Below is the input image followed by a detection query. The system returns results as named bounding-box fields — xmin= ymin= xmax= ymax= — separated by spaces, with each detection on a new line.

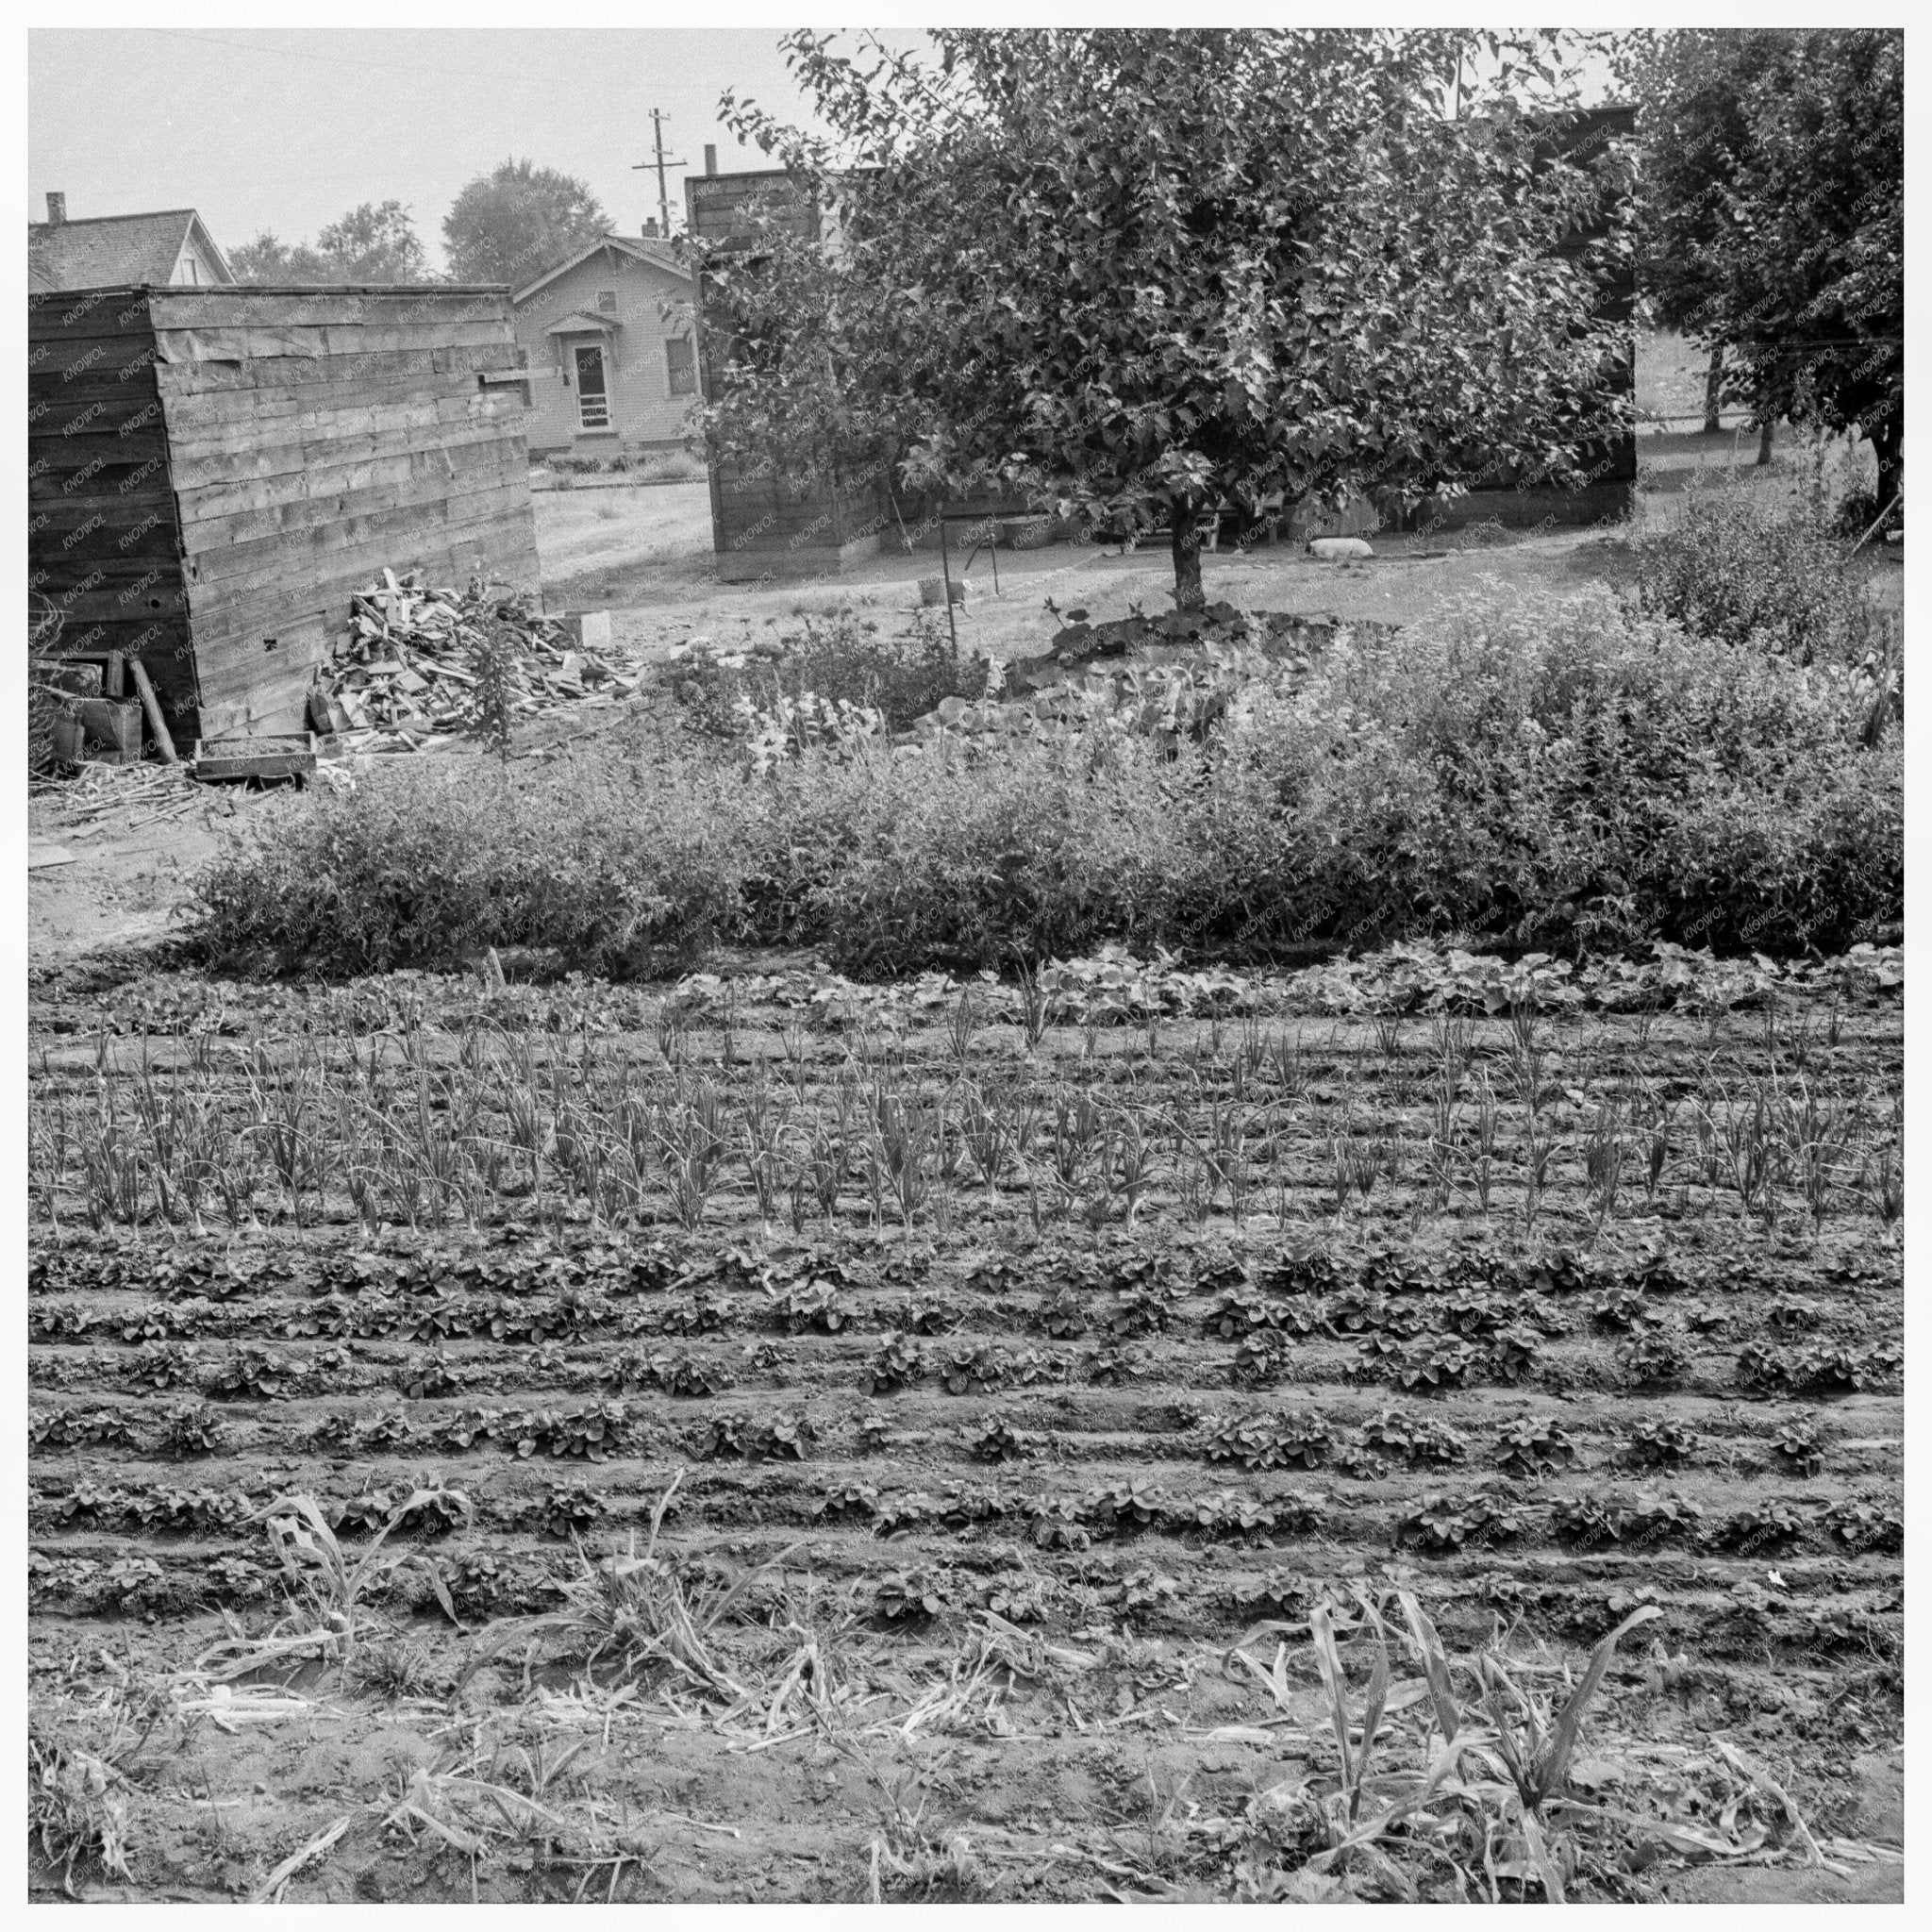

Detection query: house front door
xmin=574 ymin=344 xmax=609 ymax=432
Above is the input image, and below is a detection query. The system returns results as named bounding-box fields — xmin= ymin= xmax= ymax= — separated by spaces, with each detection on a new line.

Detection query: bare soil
xmin=26 ymin=958 xmax=1904 ymax=1902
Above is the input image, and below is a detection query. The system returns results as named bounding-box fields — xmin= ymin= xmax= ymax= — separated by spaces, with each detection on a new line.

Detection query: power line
xmin=147 ymin=28 xmax=537 ymax=88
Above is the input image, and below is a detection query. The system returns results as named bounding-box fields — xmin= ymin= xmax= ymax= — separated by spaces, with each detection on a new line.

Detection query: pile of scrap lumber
xmin=321 ymin=571 xmax=636 ymax=751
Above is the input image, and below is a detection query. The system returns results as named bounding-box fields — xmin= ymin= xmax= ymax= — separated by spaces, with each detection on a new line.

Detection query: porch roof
xmin=544 ymin=310 xmax=622 ymax=336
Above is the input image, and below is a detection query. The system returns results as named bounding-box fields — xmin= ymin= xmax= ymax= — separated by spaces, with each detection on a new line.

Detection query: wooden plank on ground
xmin=192 ymin=747 xmax=317 ymax=783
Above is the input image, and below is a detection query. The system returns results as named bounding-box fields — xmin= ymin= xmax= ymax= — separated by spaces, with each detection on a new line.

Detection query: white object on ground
xmin=1310 ymin=537 xmax=1374 ymax=560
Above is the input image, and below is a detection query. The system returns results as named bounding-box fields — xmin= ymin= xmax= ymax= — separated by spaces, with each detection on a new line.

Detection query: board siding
xmin=26 ymin=300 xmax=197 ymax=747
xmin=29 ymin=285 xmax=540 ymax=745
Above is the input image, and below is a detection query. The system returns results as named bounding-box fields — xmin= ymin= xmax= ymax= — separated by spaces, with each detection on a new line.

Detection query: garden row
xmin=25 ymin=956 xmax=1902 ymax=1794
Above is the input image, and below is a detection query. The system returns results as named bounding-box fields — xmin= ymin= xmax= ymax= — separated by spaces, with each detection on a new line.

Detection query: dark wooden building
xmin=29 ymin=283 xmax=539 ymax=748
xmin=684 ymin=168 xmax=894 ymax=582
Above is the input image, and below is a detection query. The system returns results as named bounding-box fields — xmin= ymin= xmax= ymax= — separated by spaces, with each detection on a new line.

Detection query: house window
xmin=596 ymin=290 xmax=619 ymax=314
xmin=177 ymin=255 xmax=200 ymax=285
xmin=666 ymin=335 xmax=697 ymax=397
xmin=574 ymin=343 xmax=611 ymax=431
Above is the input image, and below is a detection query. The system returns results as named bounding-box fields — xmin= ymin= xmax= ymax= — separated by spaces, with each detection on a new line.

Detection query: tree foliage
xmin=443 ymin=158 xmax=611 ymax=290
xmin=316 ymin=202 xmax=428 ymax=282
xmin=227 ymin=231 xmax=332 ymax=283
xmin=1623 ymin=29 xmax=1903 ymax=505
xmin=696 ymin=28 xmax=1636 ymax=607
xmin=229 ymin=201 xmax=428 ymax=285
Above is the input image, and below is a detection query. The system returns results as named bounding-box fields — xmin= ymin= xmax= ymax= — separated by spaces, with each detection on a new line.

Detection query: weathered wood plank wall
xmin=27 ymin=283 xmax=541 ymax=747
xmin=27 ymin=291 xmax=196 ymax=726
xmin=152 ymin=286 xmax=539 ymax=739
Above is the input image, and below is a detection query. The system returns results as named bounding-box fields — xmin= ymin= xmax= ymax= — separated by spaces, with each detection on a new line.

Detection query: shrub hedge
xmin=1631 ymin=480 xmax=1885 ymax=664
xmin=192 ymin=584 xmax=1901 ymax=977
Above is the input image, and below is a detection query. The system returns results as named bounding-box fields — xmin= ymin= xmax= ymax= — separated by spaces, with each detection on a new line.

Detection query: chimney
xmin=704 ymin=144 xmax=717 ymax=177
xmin=46 ymin=191 xmax=67 ymax=225
xmin=642 ymin=218 xmax=659 ymax=238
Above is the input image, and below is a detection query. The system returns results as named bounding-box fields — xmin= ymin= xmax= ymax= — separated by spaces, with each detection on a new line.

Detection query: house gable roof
xmin=512 ymin=232 xmax=689 ymax=306
xmin=25 ymin=208 xmax=234 ymax=291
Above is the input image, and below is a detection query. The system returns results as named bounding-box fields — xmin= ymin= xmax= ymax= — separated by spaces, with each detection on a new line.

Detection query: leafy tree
xmin=443 ymin=158 xmax=610 ymax=290
xmin=699 ymin=28 xmax=1636 ymax=609
xmin=315 ymin=201 xmax=430 ymax=283
xmin=1624 ymin=29 xmax=1903 ymax=507
xmin=227 ymin=231 xmax=331 ymax=283
xmin=229 ymin=203 xmax=429 ymax=284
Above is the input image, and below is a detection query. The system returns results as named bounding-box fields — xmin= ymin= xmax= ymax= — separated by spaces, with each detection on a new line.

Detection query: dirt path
xmin=27 ymin=779 xmax=277 ymax=975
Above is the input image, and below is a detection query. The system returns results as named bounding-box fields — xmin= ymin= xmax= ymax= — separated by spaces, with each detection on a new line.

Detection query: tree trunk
xmin=1870 ymin=417 xmax=1904 ymax=525
xmin=1702 ymin=343 xmax=1724 ymax=435
xmin=1171 ymin=502 xmax=1206 ymax=612
xmin=1756 ymin=412 xmax=1774 ymax=466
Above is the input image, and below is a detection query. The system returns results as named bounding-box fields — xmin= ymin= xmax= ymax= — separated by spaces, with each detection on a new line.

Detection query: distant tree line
xmin=226 ymin=158 xmax=613 ymax=291
xmin=1617 ymin=27 xmax=1902 ymax=509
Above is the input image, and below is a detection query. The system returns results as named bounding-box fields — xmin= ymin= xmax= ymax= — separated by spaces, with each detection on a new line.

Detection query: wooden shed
xmin=684 ymin=169 xmax=897 ymax=583
xmin=29 ymin=283 xmax=540 ymax=749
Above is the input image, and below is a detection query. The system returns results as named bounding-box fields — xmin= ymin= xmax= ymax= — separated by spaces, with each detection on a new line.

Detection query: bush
xmin=192 ymin=584 xmax=1900 ymax=976
xmin=777 ymin=609 xmax=991 ymax=727
xmin=1212 ymin=581 xmax=1900 ymax=954
xmin=669 ymin=610 xmax=991 ymax=739
xmin=629 ymin=449 xmax=708 ymax=484
xmin=1831 ymin=488 xmax=1899 ymax=542
xmin=1631 ymin=481 xmax=1880 ymax=663
xmin=193 ymin=752 xmax=751 ymax=978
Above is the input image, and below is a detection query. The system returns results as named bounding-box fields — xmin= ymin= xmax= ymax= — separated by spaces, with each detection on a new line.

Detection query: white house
xmin=511 ymin=232 xmax=697 ymax=458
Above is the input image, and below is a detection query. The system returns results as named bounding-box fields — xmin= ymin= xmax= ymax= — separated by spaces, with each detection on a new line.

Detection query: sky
xmin=27 ymin=25 xmax=1624 ymax=274
xmin=26 ymin=28 xmax=848 ymax=270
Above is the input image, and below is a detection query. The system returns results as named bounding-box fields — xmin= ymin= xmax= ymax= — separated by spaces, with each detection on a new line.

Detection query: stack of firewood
xmin=321 ymin=570 xmax=637 ymax=749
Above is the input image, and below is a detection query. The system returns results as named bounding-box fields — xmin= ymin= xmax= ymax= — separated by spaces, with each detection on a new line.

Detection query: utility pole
xmin=633 ymin=109 xmax=687 ymax=239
